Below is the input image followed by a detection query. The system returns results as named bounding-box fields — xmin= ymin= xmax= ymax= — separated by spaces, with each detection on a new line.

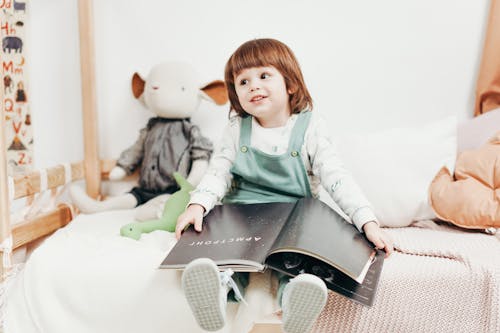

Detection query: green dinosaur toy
xmin=120 ymin=172 xmax=194 ymax=240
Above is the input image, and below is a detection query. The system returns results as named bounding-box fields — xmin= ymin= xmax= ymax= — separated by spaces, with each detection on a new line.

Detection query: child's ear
xmin=132 ymin=72 xmax=146 ymax=99
xmin=287 ymin=84 xmax=297 ymax=95
xmin=200 ymin=80 xmax=229 ymax=105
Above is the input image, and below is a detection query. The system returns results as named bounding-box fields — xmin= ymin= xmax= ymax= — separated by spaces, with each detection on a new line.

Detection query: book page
xmin=266 ymin=249 xmax=385 ymax=307
xmin=266 ymin=198 xmax=375 ymax=281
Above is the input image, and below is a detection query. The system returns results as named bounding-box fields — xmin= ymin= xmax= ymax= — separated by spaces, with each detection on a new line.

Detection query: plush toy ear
xmin=132 ymin=72 xmax=146 ymax=99
xmin=200 ymin=80 xmax=228 ymax=105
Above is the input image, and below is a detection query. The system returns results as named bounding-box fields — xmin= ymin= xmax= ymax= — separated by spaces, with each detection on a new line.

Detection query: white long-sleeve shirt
xmin=190 ymin=112 xmax=378 ymax=232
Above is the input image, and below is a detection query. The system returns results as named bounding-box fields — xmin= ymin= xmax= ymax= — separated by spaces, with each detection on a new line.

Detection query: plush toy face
xmin=144 ymin=63 xmax=202 ymax=118
xmin=132 ymin=62 xmax=227 ymax=119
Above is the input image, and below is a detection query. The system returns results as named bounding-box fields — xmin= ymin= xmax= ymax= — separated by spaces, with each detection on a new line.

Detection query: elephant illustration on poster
xmin=3 ymin=36 xmax=23 ymax=53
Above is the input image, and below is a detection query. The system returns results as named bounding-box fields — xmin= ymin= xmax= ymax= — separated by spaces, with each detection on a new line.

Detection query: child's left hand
xmin=362 ymin=221 xmax=394 ymax=257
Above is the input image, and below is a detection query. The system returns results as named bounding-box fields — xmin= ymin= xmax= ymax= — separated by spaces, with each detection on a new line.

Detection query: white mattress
xmin=6 ymin=210 xmax=500 ymax=333
xmin=5 ymin=210 xmax=276 ymax=333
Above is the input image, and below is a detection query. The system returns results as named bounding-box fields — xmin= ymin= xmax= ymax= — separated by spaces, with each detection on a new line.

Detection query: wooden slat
xmin=248 ymin=323 xmax=281 ymax=333
xmin=100 ymin=159 xmax=117 ymax=179
xmin=12 ymin=162 xmax=84 ymax=199
xmin=99 ymin=159 xmax=138 ymax=181
xmin=12 ymin=205 xmax=73 ymax=249
xmin=9 ymin=159 xmax=134 ymax=201
xmin=78 ymin=0 xmax=101 ymax=199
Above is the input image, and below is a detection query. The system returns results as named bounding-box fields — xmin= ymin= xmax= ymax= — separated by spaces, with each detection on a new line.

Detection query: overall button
xmin=291 ymin=151 xmax=299 ymax=157
xmin=241 ymin=146 xmax=248 ymax=153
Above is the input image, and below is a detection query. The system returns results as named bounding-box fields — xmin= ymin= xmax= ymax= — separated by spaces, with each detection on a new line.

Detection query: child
xmin=176 ymin=38 xmax=393 ymax=333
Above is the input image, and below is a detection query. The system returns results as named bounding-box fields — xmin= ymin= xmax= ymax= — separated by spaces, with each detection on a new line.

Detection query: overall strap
xmin=288 ymin=111 xmax=312 ymax=152
xmin=239 ymin=116 xmax=252 ymax=147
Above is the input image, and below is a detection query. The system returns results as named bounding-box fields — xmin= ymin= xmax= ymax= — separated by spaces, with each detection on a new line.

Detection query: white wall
xmin=29 ymin=0 xmax=82 ymax=168
xmin=28 ymin=0 xmax=490 ymax=169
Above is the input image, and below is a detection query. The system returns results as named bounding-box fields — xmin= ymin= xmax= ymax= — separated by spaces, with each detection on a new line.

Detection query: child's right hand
xmin=175 ymin=204 xmax=205 ymax=240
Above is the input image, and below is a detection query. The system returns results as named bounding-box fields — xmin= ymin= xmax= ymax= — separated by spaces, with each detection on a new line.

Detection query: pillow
xmin=335 ymin=116 xmax=457 ymax=227
xmin=457 ymin=107 xmax=500 ymax=152
xmin=429 ymin=132 xmax=500 ymax=229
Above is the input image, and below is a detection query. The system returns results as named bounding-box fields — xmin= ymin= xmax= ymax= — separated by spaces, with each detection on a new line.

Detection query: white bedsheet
xmin=5 ymin=210 xmax=276 ymax=333
xmin=7 ymin=210 xmax=500 ymax=333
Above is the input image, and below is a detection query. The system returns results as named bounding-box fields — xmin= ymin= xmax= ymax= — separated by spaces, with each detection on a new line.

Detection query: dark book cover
xmin=160 ymin=201 xmax=296 ymax=271
xmin=160 ymin=198 xmax=384 ymax=306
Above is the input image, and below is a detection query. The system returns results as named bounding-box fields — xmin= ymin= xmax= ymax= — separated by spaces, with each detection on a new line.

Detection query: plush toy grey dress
xmin=117 ymin=117 xmax=213 ymax=205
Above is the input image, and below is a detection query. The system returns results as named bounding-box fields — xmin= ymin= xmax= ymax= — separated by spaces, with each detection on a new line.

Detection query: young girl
xmin=176 ymin=38 xmax=393 ymax=333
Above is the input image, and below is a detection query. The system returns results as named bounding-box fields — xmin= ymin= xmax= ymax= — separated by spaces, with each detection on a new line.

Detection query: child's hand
xmin=362 ymin=221 xmax=394 ymax=257
xmin=175 ymin=204 xmax=205 ymax=240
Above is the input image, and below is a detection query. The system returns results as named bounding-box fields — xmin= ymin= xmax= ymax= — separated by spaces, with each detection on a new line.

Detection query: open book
xmin=160 ymin=198 xmax=384 ymax=306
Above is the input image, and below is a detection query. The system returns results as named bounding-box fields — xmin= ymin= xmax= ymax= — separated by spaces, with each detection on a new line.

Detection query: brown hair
xmin=224 ymin=38 xmax=313 ymax=117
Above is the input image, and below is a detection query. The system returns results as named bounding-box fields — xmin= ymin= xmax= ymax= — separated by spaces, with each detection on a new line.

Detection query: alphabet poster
xmin=1 ymin=0 xmax=32 ymax=175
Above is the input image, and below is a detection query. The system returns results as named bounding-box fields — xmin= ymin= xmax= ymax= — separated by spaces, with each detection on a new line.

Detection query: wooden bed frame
xmin=0 ymin=0 xmax=103 ymax=280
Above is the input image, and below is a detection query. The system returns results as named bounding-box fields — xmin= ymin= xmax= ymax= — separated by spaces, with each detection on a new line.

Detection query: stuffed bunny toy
xmin=70 ymin=62 xmax=227 ymax=220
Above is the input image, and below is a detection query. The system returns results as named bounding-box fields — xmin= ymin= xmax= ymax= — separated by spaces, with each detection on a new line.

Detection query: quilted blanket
xmin=311 ymin=223 xmax=500 ymax=333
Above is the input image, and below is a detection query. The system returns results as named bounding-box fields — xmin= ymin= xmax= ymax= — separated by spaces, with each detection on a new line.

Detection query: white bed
xmin=5 ymin=209 xmax=241 ymax=333
xmin=5 ymin=207 xmax=500 ymax=333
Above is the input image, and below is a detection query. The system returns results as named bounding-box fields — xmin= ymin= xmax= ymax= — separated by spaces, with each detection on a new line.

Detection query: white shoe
xmin=281 ymin=274 xmax=328 ymax=333
xmin=182 ymin=258 xmax=227 ymax=331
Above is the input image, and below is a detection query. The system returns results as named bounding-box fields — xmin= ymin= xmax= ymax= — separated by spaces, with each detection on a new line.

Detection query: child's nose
xmin=250 ymin=83 xmax=260 ymax=92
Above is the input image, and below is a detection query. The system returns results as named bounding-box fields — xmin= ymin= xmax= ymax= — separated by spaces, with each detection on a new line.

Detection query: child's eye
xmin=239 ymin=79 xmax=248 ymax=85
xmin=261 ymin=73 xmax=270 ymax=79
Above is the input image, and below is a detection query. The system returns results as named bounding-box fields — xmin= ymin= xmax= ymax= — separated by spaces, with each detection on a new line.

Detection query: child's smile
xmin=250 ymin=94 xmax=267 ymax=103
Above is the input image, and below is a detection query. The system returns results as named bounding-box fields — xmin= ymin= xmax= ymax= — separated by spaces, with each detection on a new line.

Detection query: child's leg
xmin=181 ymin=258 xmax=247 ymax=331
xmin=226 ymin=272 xmax=249 ymax=303
xmin=280 ymin=273 xmax=327 ymax=333
xmin=274 ymin=271 xmax=291 ymax=307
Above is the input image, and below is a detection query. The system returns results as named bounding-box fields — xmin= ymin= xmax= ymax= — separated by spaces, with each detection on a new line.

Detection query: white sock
xmin=70 ymin=185 xmax=137 ymax=213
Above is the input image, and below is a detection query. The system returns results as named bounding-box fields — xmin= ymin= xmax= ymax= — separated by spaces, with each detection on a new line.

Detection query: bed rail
xmin=11 ymin=163 xmax=84 ymax=200
xmin=8 ymin=160 xmax=117 ymax=252
xmin=0 ymin=156 xmax=114 ymax=281
xmin=12 ymin=206 xmax=74 ymax=250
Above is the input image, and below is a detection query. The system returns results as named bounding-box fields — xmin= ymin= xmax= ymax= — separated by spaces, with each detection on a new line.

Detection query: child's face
xmin=234 ymin=66 xmax=291 ymax=127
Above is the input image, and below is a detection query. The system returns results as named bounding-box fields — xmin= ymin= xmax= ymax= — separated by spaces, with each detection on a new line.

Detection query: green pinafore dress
xmin=223 ymin=111 xmax=313 ymax=303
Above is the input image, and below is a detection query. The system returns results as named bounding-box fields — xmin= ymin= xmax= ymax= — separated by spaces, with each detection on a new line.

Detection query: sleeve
xmin=189 ymin=117 xmax=240 ymax=213
xmin=306 ymin=114 xmax=378 ymax=232
xmin=188 ymin=123 xmax=214 ymax=161
xmin=116 ymin=126 xmax=148 ymax=175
